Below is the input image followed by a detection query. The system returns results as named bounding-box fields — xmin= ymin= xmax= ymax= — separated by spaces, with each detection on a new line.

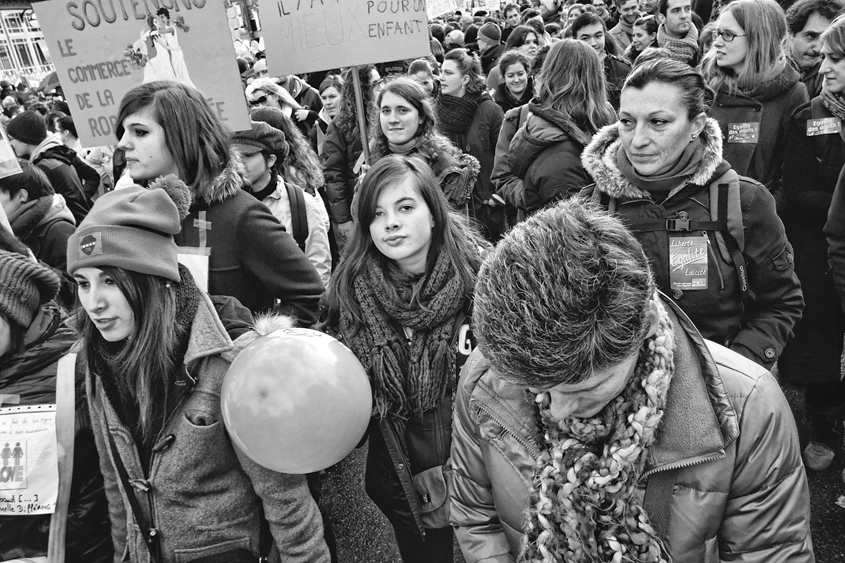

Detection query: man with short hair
xmin=639 ymin=0 xmax=659 ymax=15
xmin=478 ymin=23 xmax=505 ymax=74
xmin=592 ymin=0 xmax=618 ymax=26
xmin=656 ymin=0 xmax=699 ymax=65
xmin=609 ymin=0 xmax=641 ymax=49
xmin=501 ymin=3 xmax=522 ymax=42
xmin=787 ymin=0 xmax=845 ymax=98
xmin=573 ymin=13 xmax=632 ymax=109
xmin=539 ymin=0 xmax=563 ymax=25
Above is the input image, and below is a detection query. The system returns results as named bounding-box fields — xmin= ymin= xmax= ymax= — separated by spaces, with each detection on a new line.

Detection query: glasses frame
xmin=249 ymin=94 xmax=269 ymax=107
xmin=714 ymin=29 xmax=746 ymax=42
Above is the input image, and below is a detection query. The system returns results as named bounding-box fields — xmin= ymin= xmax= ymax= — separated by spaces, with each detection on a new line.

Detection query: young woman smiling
xmin=486 ymin=25 xmax=540 ymax=90
xmin=493 ymin=50 xmax=533 ymax=113
xmin=624 ymin=14 xmax=659 ymax=63
xmin=324 ymin=155 xmax=487 ymax=563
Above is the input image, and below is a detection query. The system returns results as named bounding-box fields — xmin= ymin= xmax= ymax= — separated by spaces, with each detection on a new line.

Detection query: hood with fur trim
xmin=192 ymin=149 xmax=249 ymax=207
xmin=581 ymin=117 xmax=724 ymax=200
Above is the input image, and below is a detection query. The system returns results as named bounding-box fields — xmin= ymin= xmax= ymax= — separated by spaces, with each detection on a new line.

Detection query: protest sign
xmin=427 ymin=0 xmax=461 ymax=18
xmin=33 ymin=0 xmax=251 ymax=148
xmin=0 ymin=404 xmax=58 ymax=516
xmin=258 ymin=0 xmax=431 ymax=76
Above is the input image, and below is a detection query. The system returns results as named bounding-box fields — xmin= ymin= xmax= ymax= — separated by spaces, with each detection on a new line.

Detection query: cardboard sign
xmin=33 ymin=0 xmax=250 ymax=149
xmin=0 ymin=405 xmax=58 ymax=516
xmin=727 ymin=122 xmax=759 ymax=144
xmin=427 ymin=0 xmax=462 ymax=18
xmin=258 ymin=0 xmax=431 ymax=76
xmin=807 ymin=117 xmax=842 ymax=137
xmin=669 ymin=236 xmax=708 ymax=290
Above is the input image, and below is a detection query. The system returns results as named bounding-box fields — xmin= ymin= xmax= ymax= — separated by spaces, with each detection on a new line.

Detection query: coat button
xmin=764 ymin=347 xmax=776 ymax=359
xmin=672 ymin=289 xmax=683 ymax=299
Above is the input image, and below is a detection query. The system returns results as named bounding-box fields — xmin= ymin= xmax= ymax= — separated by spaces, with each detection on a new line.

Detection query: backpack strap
xmin=713 ymin=181 xmax=749 ymax=298
xmin=285 ymin=181 xmax=308 ymax=253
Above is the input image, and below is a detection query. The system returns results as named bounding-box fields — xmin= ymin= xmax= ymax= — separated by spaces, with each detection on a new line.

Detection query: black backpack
xmin=285 ymin=181 xmax=308 ymax=252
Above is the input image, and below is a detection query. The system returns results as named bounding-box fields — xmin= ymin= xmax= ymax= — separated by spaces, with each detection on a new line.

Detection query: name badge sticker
xmin=669 ymin=236 xmax=708 ymax=291
xmin=727 ymin=122 xmax=760 ymax=143
xmin=807 ymin=117 xmax=842 ymax=136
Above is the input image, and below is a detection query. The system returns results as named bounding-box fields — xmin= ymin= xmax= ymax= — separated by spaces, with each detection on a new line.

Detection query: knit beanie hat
xmin=0 ymin=250 xmax=60 ymax=329
xmin=230 ymin=121 xmax=289 ymax=161
xmin=446 ymin=30 xmax=465 ymax=46
xmin=6 ymin=110 xmax=47 ymax=145
xmin=479 ymin=23 xmax=501 ymax=45
xmin=66 ymin=176 xmax=192 ymax=282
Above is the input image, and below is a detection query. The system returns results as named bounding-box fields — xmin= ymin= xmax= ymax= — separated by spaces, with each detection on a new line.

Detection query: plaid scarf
xmin=657 ymin=23 xmax=699 ymax=65
xmin=521 ymin=298 xmax=674 ymax=563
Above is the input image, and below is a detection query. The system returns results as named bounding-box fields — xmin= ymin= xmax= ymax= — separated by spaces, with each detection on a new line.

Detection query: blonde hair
xmin=701 ymin=0 xmax=788 ymax=93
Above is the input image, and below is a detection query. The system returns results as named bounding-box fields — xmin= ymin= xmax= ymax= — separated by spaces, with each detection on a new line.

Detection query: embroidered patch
xmin=79 ymin=232 xmax=103 ymax=258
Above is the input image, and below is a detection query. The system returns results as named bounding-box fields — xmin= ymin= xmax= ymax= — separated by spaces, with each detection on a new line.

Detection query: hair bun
xmin=149 ymin=174 xmax=192 ymax=221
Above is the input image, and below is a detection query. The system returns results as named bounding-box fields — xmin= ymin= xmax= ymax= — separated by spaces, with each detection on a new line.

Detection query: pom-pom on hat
xmin=0 ymin=250 xmax=59 ymax=329
xmin=66 ymin=175 xmax=192 ymax=282
xmin=479 ymin=23 xmax=501 ymax=45
xmin=6 ymin=110 xmax=47 ymax=145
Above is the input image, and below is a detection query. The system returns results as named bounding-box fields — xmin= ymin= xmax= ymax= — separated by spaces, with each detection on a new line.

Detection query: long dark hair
xmin=333 ymin=65 xmax=377 ymax=141
xmin=251 ymin=106 xmax=325 ymax=191
xmin=325 ymin=155 xmax=487 ymax=332
xmin=77 ymin=266 xmax=182 ymax=446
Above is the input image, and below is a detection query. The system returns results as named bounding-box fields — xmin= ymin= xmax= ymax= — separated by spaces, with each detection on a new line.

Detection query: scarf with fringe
xmin=344 ymin=252 xmax=464 ymax=419
xmin=521 ymin=298 xmax=674 ymax=563
xmin=657 ymin=23 xmax=699 ymax=65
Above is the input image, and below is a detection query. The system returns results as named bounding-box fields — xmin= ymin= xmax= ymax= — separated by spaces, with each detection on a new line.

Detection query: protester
xmin=67 ymin=180 xmax=330 ymax=563
xmin=582 ymin=58 xmax=803 ymax=369
xmin=231 ymin=121 xmax=332 ymax=286
xmin=493 ymin=50 xmax=533 ymax=113
xmin=486 ymin=25 xmax=540 ymax=89
xmin=115 ymin=81 xmax=323 ymax=323
xmin=278 ymin=74 xmax=324 ymax=139
xmin=450 ymin=197 xmax=813 ymax=562
xmin=538 ymin=0 xmax=564 ymax=26
xmin=438 ymin=48 xmax=505 ymax=241
xmin=311 ymin=74 xmax=344 ymax=155
xmin=566 ymin=2 xmax=586 ymax=26
xmin=572 ymin=12 xmax=633 ymax=108
xmin=501 ymin=3 xmax=522 ymax=41
xmin=609 ymin=0 xmax=641 ymax=50
xmin=322 ymin=65 xmax=378 ymax=246
xmin=593 ymin=0 xmax=617 ymax=26
xmin=56 ymin=115 xmax=81 ymax=152
xmin=786 ymin=0 xmax=845 ymax=99
xmin=624 ymin=13 xmax=660 ymax=62
xmin=656 ymin=0 xmax=700 ymax=65
xmin=245 ymin=77 xmax=310 ymax=129
xmin=508 ymin=40 xmax=616 ymax=217
xmin=408 ymin=58 xmax=440 ymax=97
xmin=702 ymin=0 xmax=809 ymax=200
xmin=0 ymin=250 xmax=113 ymax=562
xmin=478 ymin=23 xmax=505 ymax=74
xmin=324 ymin=155 xmax=485 ymax=563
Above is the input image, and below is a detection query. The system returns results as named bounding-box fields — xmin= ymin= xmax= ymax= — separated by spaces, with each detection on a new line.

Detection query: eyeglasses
xmin=249 ymin=95 xmax=268 ymax=107
xmin=714 ymin=29 xmax=746 ymax=42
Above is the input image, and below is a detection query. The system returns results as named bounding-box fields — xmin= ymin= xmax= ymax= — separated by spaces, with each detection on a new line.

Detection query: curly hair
xmin=333 ymin=65 xmax=377 ymax=141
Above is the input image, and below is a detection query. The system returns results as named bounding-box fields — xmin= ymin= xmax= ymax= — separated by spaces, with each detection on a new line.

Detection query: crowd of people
xmin=0 ymin=0 xmax=843 ymax=560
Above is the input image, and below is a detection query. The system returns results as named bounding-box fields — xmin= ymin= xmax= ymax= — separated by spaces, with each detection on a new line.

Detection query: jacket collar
xmin=581 ymin=117 xmax=724 ymax=200
xmin=192 ymin=149 xmax=249 ymax=207
xmin=184 ymin=292 xmax=235 ymax=369
xmin=465 ymin=295 xmax=740 ymax=470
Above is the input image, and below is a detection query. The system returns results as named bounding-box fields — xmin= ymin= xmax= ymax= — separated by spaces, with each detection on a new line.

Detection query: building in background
xmin=0 ymin=1 xmax=52 ymax=85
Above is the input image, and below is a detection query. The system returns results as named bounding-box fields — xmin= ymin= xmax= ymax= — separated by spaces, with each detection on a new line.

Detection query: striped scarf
xmin=521 ymin=298 xmax=674 ymax=563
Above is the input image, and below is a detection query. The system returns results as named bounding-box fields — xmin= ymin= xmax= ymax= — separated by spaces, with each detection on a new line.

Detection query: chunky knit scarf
xmin=343 ymin=252 xmax=465 ymax=419
xmin=821 ymin=88 xmax=845 ymax=121
xmin=521 ymin=298 xmax=675 ymax=563
xmin=437 ymin=93 xmax=480 ymax=146
xmin=657 ymin=23 xmax=699 ymax=65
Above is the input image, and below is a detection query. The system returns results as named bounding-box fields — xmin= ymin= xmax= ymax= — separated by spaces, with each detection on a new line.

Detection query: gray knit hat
xmin=0 ymin=250 xmax=60 ymax=329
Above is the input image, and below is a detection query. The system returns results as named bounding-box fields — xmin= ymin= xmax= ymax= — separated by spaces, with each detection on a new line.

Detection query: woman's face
xmin=568 ymin=6 xmax=584 ymax=22
xmin=249 ymin=89 xmax=283 ymax=111
xmin=380 ymin=91 xmax=423 ymax=145
xmin=440 ymin=60 xmax=468 ymax=97
xmin=117 ymin=105 xmax=179 ymax=183
xmin=618 ymin=82 xmax=706 ymax=176
xmin=412 ymin=71 xmax=435 ymax=95
xmin=504 ymin=62 xmax=528 ymax=97
xmin=74 ymin=267 xmax=136 ymax=342
xmin=713 ymin=10 xmax=748 ymax=74
xmin=517 ymin=32 xmax=540 ymax=60
xmin=820 ymin=44 xmax=845 ymax=94
xmin=369 ymin=177 xmax=434 ymax=275
xmin=320 ymin=86 xmax=341 ymax=119
xmin=631 ymin=25 xmax=655 ymax=51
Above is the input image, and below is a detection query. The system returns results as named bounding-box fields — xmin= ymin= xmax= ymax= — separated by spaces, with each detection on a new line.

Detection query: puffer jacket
xmin=85 ymin=293 xmax=330 ymax=563
xmin=450 ymin=297 xmax=813 ymax=563
xmin=581 ymin=118 xmax=804 ymax=368
xmin=508 ymin=103 xmax=594 ymax=215
xmin=173 ymin=151 xmax=323 ymax=324
xmin=321 ymin=121 xmax=363 ymax=225
xmin=709 ymin=64 xmax=808 ymax=196
xmin=0 ymin=304 xmax=113 ymax=563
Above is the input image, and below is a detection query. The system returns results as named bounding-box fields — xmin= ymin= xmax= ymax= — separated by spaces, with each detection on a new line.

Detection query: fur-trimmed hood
xmin=581 ymin=117 xmax=724 ymax=200
xmin=192 ymin=149 xmax=249 ymax=206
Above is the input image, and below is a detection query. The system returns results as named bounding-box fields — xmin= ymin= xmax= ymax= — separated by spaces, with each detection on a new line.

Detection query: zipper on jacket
xmin=703 ymin=232 xmax=725 ymax=291
xmin=643 ymin=450 xmax=725 ymax=478
xmin=475 ymin=402 xmax=540 ymax=460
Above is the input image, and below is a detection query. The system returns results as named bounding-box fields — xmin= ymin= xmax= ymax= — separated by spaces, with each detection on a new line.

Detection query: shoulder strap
xmin=708 ymin=174 xmax=749 ymax=299
xmin=47 ymin=353 xmax=77 ymax=563
xmin=285 ymin=181 xmax=308 ymax=253
xmin=643 ymin=468 xmax=678 ymax=541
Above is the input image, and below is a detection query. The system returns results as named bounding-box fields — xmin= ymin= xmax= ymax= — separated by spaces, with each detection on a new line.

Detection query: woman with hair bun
xmin=625 ymin=14 xmax=659 ymax=63
xmin=437 ymin=48 xmax=505 ymax=241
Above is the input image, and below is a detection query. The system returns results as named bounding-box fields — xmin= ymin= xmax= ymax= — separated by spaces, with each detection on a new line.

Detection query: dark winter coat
xmin=491 ymin=105 xmax=530 ymax=220
xmin=288 ymin=75 xmax=324 ymax=140
xmin=582 ymin=118 xmax=804 ymax=368
xmin=493 ymin=80 xmax=532 ymax=115
xmin=480 ymin=44 xmax=505 ymax=76
xmin=0 ymin=304 xmax=113 ymax=563
xmin=173 ymin=152 xmax=323 ymax=324
xmin=800 ymin=61 xmax=823 ymax=100
xmin=508 ymin=102 xmax=594 ymax=214
xmin=321 ymin=121 xmax=363 ymax=224
xmin=450 ymin=297 xmax=813 ymax=563
xmin=32 ymin=143 xmax=92 ymax=224
xmin=604 ymin=54 xmax=632 ymax=110
xmin=709 ymin=64 xmax=808 ymax=195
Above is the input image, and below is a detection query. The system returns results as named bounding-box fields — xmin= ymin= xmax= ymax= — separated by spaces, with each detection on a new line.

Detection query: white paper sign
xmin=0 ymin=405 xmax=58 ymax=516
